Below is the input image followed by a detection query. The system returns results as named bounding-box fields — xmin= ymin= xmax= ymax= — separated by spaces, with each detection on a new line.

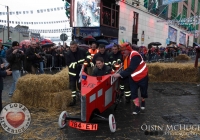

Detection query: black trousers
xmin=120 ymin=77 xmax=131 ymax=97
xmin=129 ymin=75 xmax=148 ymax=100
xmin=69 ymin=75 xmax=81 ymax=98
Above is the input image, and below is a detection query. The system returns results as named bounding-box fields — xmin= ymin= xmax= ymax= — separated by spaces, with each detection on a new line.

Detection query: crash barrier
xmin=43 ymin=54 xmax=54 ymax=71
xmin=146 ymin=51 xmax=196 ymax=63
xmin=53 ymin=55 xmax=66 ymax=71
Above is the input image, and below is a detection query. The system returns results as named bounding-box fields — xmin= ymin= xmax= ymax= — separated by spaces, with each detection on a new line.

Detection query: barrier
xmin=44 ymin=54 xmax=54 ymax=71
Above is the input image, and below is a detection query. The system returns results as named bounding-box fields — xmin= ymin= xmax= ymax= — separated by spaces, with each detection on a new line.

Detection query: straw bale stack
xmin=174 ymin=54 xmax=191 ymax=62
xmin=16 ymin=67 xmax=69 ymax=93
xmin=147 ymin=63 xmax=200 ymax=82
xmin=12 ymin=89 xmax=72 ymax=111
xmin=12 ymin=67 xmax=72 ymax=111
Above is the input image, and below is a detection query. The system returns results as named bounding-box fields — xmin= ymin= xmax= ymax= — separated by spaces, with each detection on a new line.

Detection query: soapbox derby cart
xmin=58 ymin=65 xmax=123 ymax=132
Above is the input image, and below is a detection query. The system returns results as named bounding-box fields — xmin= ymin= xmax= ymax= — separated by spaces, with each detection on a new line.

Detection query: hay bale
xmin=12 ymin=90 xmax=72 ymax=111
xmin=174 ymin=54 xmax=191 ymax=62
xmin=16 ymin=67 xmax=69 ymax=93
xmin=147 ymin=63 xmax=200 ymax=82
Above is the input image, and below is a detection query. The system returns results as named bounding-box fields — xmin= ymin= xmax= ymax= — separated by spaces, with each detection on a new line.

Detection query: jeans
xmin=9 ymin=70 xmax=21 ymax=95
xmin=39 ymin=61 xmax=44 ymax=74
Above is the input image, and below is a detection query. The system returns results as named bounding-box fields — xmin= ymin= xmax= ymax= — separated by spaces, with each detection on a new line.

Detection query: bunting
xmin=3 ymin=27 xmax=72 ymax=33
xmin=0 ymin=19 xmax=69 ymax=25
xmin=0 ymin=7 xmax=65 ymax=16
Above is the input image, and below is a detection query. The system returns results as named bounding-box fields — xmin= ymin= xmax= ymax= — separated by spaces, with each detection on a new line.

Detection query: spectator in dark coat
xmin=0 ymin=58 xmax=12 ymax=112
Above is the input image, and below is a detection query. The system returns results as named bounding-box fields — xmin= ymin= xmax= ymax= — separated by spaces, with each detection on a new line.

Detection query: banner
xmin=168 ymin=26 xmax=177 ymax=43
xmin=74 ymin=27 xmax=100 ymax=37
xmin=0 ymin=7 xmax=65 ymax=16
xmin=162 ymin=0 xmax=186 ymax=5
xmin=0 ymin=20 xmax=69 ymax=25
xmin=74 ymin=0 xmax=100 ymax=27
xmin=179 ymin=31 xmax=186 ymax=45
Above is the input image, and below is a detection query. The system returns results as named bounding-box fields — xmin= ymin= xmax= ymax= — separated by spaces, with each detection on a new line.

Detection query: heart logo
xmin=6 ymin=112 xmax=25 ymax=128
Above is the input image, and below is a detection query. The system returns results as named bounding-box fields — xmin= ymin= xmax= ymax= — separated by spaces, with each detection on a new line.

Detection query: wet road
xmin=0 ymin=71 xmax=200 ymax=140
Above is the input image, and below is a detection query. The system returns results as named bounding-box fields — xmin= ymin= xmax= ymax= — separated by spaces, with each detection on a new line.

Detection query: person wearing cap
xmin=6 ymin=41 xmax=24 ymax=97
xmin=65 ymin=41 xmax=92 ymax=106
xmin=113 ymin=43 xmax=148 ymax=115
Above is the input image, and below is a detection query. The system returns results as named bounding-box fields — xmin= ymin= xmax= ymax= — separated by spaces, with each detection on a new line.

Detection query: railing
xmin=145 ymin=51 xmax=197 ymax=63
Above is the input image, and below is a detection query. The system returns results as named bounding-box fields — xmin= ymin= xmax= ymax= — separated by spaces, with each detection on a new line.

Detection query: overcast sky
xmin=0 ymin=0 xmax=71 ymax=39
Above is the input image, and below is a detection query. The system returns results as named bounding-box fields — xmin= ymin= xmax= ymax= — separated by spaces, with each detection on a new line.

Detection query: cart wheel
xmin=109 ymin=114 xmax=116 ymax=132
xmin=58 ymin=111 xmax=68 ymax=129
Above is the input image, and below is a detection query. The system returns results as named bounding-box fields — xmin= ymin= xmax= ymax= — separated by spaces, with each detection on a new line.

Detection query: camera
xmin=17 ymin=50 xmax=23 ymax=54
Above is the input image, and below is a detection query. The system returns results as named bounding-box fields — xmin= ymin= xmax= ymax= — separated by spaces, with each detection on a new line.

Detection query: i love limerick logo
xmin=0 ymin=103 xmax=31 ymax=134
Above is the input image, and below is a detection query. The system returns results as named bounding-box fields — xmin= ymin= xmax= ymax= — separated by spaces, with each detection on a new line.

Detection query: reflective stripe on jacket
xmin=128 ymin=51 xmax=148 ymax=81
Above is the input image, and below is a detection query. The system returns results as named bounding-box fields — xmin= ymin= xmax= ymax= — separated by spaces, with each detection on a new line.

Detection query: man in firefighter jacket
xmin=108 ymin=44 xmax=128 ymax=99
xmin=113 ymin=43 xmax=148 ymax=115
xmin=88 ymin=43 xmax=99 ymax=59
xmin=108 ymin=44 xmax=123 ymax=70
xmin=65 ymin=41 xmax=92 ymax=106
xmin=92 ymin=44 xmax=110 ymax=66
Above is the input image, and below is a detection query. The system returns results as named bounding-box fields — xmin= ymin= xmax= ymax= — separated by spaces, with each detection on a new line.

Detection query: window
xmin=196 ymin=25 xmax=199 ymax=30
xmin=102 ymin=2 xmax=119 ymax=28
xmin=184 ymin=0 xmax=188 ymax=5
xmin=133 ymin=12 xmax=139 ymax=34
xmin=182 ymin=5 xmax=187 ymax=18
xmin=171 ymin=3 xmax=178 ymax=19
xmin=191 ymin=0 xmax=195 ymax=12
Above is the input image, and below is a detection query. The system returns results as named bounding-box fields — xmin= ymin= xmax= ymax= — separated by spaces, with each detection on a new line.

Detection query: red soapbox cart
xmin=58 ymin=65 xmax=123 ymax=132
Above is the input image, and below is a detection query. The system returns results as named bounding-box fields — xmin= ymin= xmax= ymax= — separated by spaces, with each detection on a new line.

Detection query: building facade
xmin=168 ymin=0 xmax=200 ymax=43
xmin=0 ymin=25 xmax=40 ymax=43
xmin=118 ymin=0 xmax=195 ymax=46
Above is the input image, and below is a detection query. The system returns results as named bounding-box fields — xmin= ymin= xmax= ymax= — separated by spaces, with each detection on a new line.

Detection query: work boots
xmin=69 ymin=97 xmax=76 ymax=106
